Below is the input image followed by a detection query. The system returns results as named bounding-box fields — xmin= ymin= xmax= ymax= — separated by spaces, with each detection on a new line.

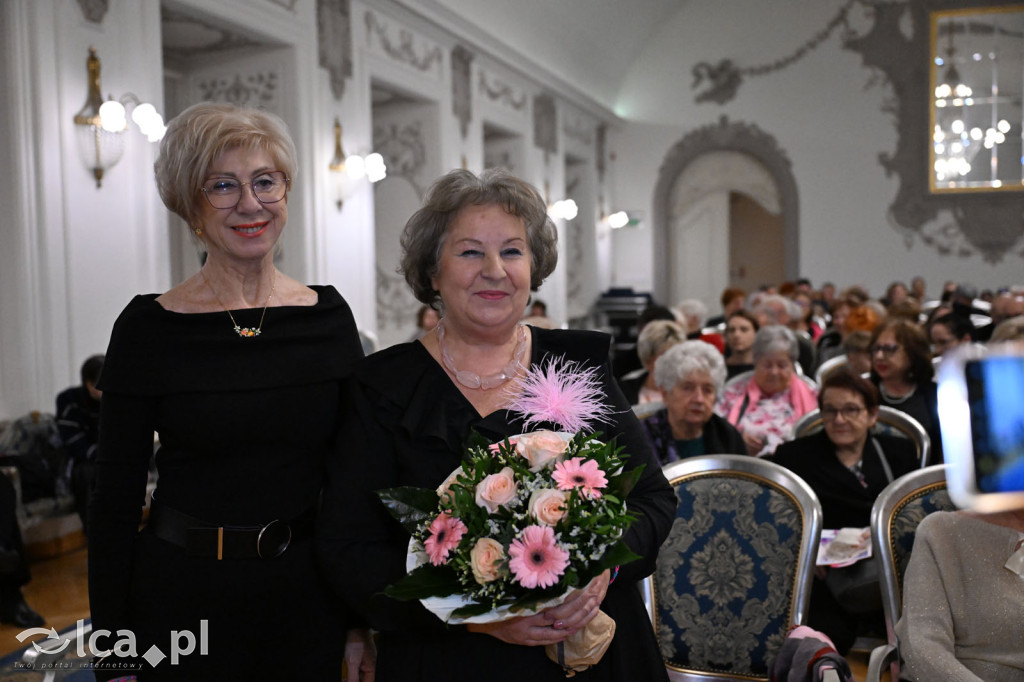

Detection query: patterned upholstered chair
xmin=790 ymin=406 xmax=932 ymax=468
xmin=865 ymin=464 xmax=955 ymax=682
xmin=640 ymin=454 xmax=823 ymax=681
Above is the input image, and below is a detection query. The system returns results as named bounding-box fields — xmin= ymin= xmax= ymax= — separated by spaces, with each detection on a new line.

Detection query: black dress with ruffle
xmin=318 ymin=327 xmax=675 ymax=682
xmin=89 ymin=286 xmax=363 ymax=681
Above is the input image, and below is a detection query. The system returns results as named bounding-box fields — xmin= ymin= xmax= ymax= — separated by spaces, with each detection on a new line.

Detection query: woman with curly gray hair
xmin=319 ymin=168 xmax=675 ymax=682
xmin=714 ymin=325 xmax=818 ymax=456
xmin=639 ymin=340 xmax=747 ymax=464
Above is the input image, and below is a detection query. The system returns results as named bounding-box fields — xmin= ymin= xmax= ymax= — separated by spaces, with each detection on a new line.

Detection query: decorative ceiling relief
xmin=373 ymin=121 xmax=428 ymax=198
xmin=691 ymin=0 xmax=857 ymax=105
xmin=365 ymin=11 xmax=443 ymax=78
xmin=317 ymin=0 xmax=352 ymax=101
xmin=198 ymin=72 xmax=279 ymax=108
xmin=452 ymin=45 xmax=474 ymax=139
xmin=479 ymin=70 xmax=529 ymax=113
xmin=162 ymin=8 xmax=263 ymax=64
xmin=76 ymin=0 xmax=108 ymax=23
xmin=533 ymin=93 xmax=557 ymax=157
xmin=563 ymin=109 xmax=595 ymax=148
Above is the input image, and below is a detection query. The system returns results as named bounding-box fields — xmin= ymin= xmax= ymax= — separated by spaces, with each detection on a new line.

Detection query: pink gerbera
xmin=508 ymin=525 xmax=570 ymax=589
xmin=552 ymin=457 xmax=608 ymax=499
xmin=423 ymin=512 xmax=467 ymax=566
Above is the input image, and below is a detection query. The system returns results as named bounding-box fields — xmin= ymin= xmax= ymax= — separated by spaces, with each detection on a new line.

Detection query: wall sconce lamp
xmin=72 ymin=47 xmax=165 ymax=188
xmin=547 ymin=198 xmax=578 ymax=221
xmin=604 ymin=210 xmax=643 ymax=229
xmin=328 ymin=117 xmax=387 ymax=211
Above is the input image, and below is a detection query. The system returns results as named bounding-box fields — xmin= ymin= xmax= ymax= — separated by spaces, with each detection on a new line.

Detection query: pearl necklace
xmin=879 ymin=382 xmax=915 ymax=405
xmin=201 ymin=269 xmax=276 ymax=339
xmin=436 ymin=318 xmax=527 ymax=390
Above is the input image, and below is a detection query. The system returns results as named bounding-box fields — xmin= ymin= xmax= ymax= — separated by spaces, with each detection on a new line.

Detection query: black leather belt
xmin=147 ymin=500 xmax=316 ymax=560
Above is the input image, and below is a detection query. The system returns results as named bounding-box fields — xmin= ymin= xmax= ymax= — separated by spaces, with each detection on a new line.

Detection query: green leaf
xmin=608 ymin=463 xmax=645 ymax=499
xmin=594 ymin=539 xmax=642 ymax=571
xmin=377 ymin=486 xmax=439 ymax=534
xmin=382 ymin=564 xmax=461 ymax=601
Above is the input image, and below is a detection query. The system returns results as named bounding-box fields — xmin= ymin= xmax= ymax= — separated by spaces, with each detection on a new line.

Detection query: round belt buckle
xmin=257 ymin=520 xmax=291 ymax=559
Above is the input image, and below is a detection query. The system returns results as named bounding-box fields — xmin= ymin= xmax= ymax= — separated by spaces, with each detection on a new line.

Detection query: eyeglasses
xmin=821 ymin=405 xmax=866 ymax=421
xmin=201 ymin=171 xmax=289 ymax=210
xmin=869 ymin=343 xmax=901 ymax=357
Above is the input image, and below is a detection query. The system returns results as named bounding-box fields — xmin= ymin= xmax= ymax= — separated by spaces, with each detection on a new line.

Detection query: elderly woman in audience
xmin=724 ymin=309 xmax=759 ymax=379
xmin=869 ymin=317 xmax=942 ymax=463
xmin=677 ymin=298 xmax=725 ymax=353
xmin=715 ymin=325 xmax=818 ymax=456
xmin=896 ymin=508 xmax=1024 ymax=680
xmin=640 ymin=340 xmax=747 ymax=464
xmin=616 ymin=319 xmax=686 ymax=405
xmin=769 ymin=369 xmax=919 ymax=654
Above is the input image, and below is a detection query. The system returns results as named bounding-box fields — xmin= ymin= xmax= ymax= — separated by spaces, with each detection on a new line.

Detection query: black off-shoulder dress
xmin=89 ymin=286 xmax=363 ymax=680
xmin=318 ymin=327 xmax=675 ymax=682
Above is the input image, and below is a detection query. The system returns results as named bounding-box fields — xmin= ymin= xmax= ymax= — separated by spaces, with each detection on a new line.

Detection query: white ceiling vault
xmin=399 ymin=0 xmax=688 ymax=115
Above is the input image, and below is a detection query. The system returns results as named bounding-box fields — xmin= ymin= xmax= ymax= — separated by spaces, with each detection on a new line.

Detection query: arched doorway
xmin=652 ymin=117 xmax=799 ymax=308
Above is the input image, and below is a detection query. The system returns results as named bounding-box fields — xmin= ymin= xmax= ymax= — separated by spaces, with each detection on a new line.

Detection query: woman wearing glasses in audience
xmin=88 ymin=103 xmax=370 ymax=680
xmin=868 ymin=317 xmax=943 ymax=463
xmin=769 ymin=369 xmax=918 ymax=654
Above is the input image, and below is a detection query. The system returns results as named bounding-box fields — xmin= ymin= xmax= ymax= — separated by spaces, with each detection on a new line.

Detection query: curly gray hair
xmin=653 ymin=340 xmax=727 ymax=395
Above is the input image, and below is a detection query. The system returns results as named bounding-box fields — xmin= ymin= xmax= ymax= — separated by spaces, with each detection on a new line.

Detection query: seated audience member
xmin=816 ymin=297 xmax=853 ymax=361
xmin=896 ymin=509 xmax=1024 ymax=681
xmin=724 ymin=310 xmax=759 ymax=379
xmin=676 ymin=298 xmax=725 ymax=353
xmin=792 ymin=290 xmax=823 ymax=341
xmin=819 ymin=302 xmax=884 ymax=367
xmin=56 ymin=354 xmax=104 ymax=534
xmin=842 ymin=330 xmax=873 ymax=376
xmin=818 ymin=281 xmax=836 ymax=308
xmin=910 ymin=276 xmax=927 ymax=303
xmin=715 ymin=325 xmax=818 ymax=456
xmin=522 ymin=299 xmax=555 ymax=328
xmin=928 ymin=312 xmax=973 ymax=357
xmin=0 ymin=473 xmax=44 ymax=627
xmin=770 ymin=370 xmax=918 ymax=654
xmin=409 ymin=304 xmax=440 ymax=341
xmin=991 ymin=314 xmax=1024 ymax=342
xmin=640 ymin=340 xmax=746 ymax=464
xmin=883 ymin=281 xmax=909 ymax=308
xmin=616 ymin=319 xmax=686 ymax=405
xmin=976 ymin=289 xmax=1024 ymax=342
xmin=869 ymin=318 xmax=943 ymax=463
xmin=753 ymin=294 xmax=816 ymax=375
xmin=887 ymin=297 xmax=921 ymax=323
xmin=705 ymin=287 xmax=746 ymax=328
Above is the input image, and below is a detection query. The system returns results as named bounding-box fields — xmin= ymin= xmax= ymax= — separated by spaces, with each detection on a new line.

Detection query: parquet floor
xmin=0 ymin=547 xmax=879 ymax=680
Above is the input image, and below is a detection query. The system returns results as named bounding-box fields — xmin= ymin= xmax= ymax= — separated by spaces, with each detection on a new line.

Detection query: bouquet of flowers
xmin=377 ymin=356 xmax=644 ymax=673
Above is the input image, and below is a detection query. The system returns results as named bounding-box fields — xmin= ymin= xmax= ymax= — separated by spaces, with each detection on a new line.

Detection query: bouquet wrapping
xmin=377 ymin=356 xmax=644 ymax=675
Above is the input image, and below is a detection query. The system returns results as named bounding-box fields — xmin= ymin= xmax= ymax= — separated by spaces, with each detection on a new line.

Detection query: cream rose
xmin=475 ymin=467 xmax=517 ymax=513
xmin=469 ymin=537 xmax=505 ymax=584
xmin=436 ymin=467 xmax=464 ymax=507
xmin=515 ymin=431 xmax=569 ymax=472
xmin=529 ymin=488 xmax=569 ymax=526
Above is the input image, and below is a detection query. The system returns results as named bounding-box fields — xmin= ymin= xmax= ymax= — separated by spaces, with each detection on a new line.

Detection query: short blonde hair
xmin=154 ymin=102 xmax=297 ymax=229
xmin=637 ymin=320 xmax=686 ymax=366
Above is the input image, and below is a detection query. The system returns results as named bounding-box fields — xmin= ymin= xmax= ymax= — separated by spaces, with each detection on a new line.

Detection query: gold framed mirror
xmin=930 ymin=5 xmax=1024 ymax=192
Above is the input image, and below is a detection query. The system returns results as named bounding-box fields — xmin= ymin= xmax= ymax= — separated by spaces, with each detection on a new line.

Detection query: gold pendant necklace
xmin=201 ymin=269 xmax=276 ymax=338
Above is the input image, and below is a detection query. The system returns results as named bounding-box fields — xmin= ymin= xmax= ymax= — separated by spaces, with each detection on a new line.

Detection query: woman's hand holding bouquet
xmin=376 ymin=358 xmax=644 ymax=674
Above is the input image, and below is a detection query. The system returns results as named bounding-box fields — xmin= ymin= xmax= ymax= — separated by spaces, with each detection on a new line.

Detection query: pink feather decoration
xmin=505 ymin=355 xmax=614 ymax=434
